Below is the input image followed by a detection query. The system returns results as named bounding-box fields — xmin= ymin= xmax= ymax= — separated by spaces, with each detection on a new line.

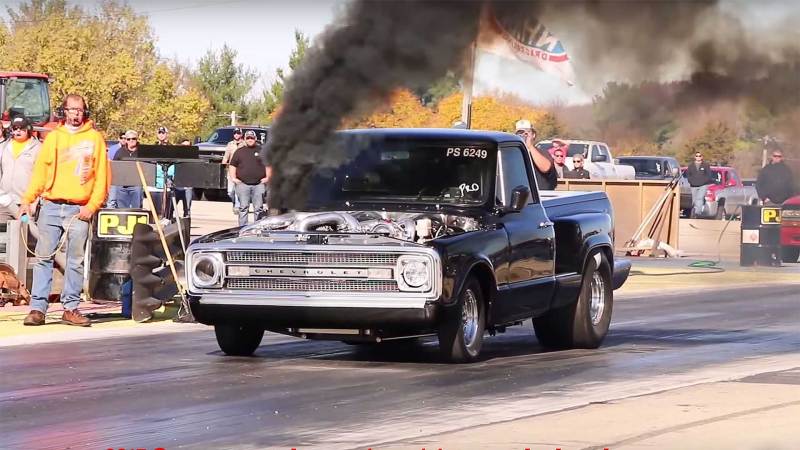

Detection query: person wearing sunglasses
xmin=109 ymin=129 xmax=144 ymax=208
xmin=565 ymin=154 xmax=591 ymax=179
xmin=0 ymin=116 xmax=42 ymax=221
xmin=229 ymin=130 xmax=269 ymax=226
xmin=515 ymin=119 xmax=557 ymax=190
xmin=685 ymin=151 xmax=713 ymax=218
xmin=756 ymin=150 xmax=795 ymax=205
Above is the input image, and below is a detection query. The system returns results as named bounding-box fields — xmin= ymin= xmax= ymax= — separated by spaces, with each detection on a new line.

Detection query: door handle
xmin=539 ymin=221 xmax=554 ymax=229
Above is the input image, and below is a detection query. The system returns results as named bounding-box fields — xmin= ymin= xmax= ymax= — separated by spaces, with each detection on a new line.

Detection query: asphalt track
xmin=2 ymin=283 xmax=799 ymax=450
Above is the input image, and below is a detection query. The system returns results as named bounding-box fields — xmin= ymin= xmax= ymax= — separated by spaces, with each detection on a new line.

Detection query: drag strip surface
xmin=2 ymin=284 xmax=799 ymax=450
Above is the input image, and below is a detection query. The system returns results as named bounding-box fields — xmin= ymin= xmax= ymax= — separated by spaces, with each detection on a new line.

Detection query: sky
xmin=1 ymin=0 xmax=796 ymax=106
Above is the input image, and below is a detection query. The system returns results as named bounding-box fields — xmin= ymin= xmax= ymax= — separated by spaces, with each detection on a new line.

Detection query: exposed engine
xmin=239 ymin=211 xmax=481 ymax=243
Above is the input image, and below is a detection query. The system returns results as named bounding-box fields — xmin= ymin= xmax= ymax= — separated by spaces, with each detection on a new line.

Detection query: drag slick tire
xmin=533 ymin=252 xmax=613 ymax=349
xmin=438 ymin=277 xmax=485 ymax=363
xmin=215 ymin=324 xmax=264 ymax=356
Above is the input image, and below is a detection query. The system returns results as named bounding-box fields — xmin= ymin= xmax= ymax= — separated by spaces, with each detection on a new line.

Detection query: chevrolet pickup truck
xmin=781 ymin=195 xmax=800 ymax=263
xmin=186 ymin=129 xmax=631 ymax=362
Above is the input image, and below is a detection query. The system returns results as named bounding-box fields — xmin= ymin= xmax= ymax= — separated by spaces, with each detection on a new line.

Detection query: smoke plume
xmin=268 ymin=1 xmax=800 ymax=209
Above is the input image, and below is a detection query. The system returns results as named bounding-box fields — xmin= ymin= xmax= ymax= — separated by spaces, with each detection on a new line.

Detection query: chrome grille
xmin=226 ymin=251 xmax=398 ymax=266
xmin=226 ymin=278 xmax=399 ymax=292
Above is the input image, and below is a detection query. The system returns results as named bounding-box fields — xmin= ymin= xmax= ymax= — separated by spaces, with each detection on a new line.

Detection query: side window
xmin=497 ymin=147 xmax=533 ymax=207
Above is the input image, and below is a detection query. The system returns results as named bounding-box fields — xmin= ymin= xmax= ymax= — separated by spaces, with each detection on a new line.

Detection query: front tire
xmin=215 ymin=324 xmax=264 ymax=356
xmin=533 ymin=252 xmax=613 ymax=349
xmin=438 ymin=277 xmax=485 ymax=363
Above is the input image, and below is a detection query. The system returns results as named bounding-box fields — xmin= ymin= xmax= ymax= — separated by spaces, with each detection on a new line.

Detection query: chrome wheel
xmin=461 ymin=288 xmax=480 ymax=347
xmin=589 ymin=271 xmax=606 ymax=326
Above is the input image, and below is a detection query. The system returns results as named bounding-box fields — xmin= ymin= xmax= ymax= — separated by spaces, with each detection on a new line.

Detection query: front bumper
xmin=612 ymin=258 xmax=632 ymax=290
xmin=190 ymin=296 xmax=439 ymax=330
xmin=781 ymin=220 xmax=800 ymax=247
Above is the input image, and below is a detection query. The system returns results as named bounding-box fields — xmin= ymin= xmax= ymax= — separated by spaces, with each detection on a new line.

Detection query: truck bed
xmin=540 ymin=190 xmax=610 ymax=217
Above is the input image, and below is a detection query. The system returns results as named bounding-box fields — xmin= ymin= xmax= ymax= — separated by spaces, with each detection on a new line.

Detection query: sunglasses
xmin=772 ymin=154 xmax=783 ymax=158
xmin=11 ymin=127 xmax=26 ymax=131
xmin=574 ymin=159 xmax=584 ymax=163
xmin=126 ymin=137 xmax=138 ymax=141
xmin=695 ymin=154 xmax=703 ymax=158
xmin=554 ymin=154 xmax=564 ymax=158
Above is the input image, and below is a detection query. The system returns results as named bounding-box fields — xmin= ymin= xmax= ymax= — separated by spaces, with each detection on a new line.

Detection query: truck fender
xmin=445 ymin=258 xmax=497 ymax=318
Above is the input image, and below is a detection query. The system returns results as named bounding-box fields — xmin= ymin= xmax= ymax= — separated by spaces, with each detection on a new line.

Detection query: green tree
xmin=680 ymin=121 xmax=738 ymax=166
xmin=535 ymin=112 xmax=568 ymax=140
xmin=193 ymin=44 xmax=257 ymax=134
xmin=416 ymin=72 xmax=459 ymax=107
xmin=251 ymin=30 xmax=309 ymax=123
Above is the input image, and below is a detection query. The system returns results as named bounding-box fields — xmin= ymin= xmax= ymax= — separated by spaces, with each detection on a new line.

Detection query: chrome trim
xmin=187 ymin=243 xmax=443 ymax=301
xmin=197 ymin=294 xmax=429 ymax=309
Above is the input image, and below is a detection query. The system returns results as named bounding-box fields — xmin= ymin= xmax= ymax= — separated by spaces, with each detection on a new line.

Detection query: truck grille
xmin=227 ymin=251 xmax=398 ymax=266
xmin=226 ymin=278 xmax=399 ymax=292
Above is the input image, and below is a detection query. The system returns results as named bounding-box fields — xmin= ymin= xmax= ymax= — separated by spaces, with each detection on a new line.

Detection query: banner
xmin=477 ymin=6 xmax=576 ymax=86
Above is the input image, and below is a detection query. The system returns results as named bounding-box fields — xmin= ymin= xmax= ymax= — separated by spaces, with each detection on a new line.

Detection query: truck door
xmin=494 ymin=145 xmax=556 ymax=321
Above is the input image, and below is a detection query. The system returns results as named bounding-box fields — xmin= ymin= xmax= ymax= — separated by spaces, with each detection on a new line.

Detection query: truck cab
xmin=0 ymin=72 xmax=55 ymax=136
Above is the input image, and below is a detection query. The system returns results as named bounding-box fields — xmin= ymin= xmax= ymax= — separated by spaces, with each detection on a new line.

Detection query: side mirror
xmin=509 ymin=185 xmax=530 ymax=212
xmin=592 ymin=153 xmax=608 ymax=163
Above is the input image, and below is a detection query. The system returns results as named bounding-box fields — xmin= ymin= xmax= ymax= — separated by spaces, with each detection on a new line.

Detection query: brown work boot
xmin=23 ymin=310 xmax=46 ymax=326
xmin=61 ymin=309 xmax=91 ymax=327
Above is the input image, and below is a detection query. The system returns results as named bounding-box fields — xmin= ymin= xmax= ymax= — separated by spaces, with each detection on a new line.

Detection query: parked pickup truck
xmin=681 ymin=166 xmax=759 ymax=219
xmin=617 ymin=156 xmax=692 ymax=216
xmin=781 ymin=195 xmax=800 ymax=263
xmin=536 ymin=139 xmax=636 ymax=180
xmin=186 ymin=129 xmax=631 ymax=363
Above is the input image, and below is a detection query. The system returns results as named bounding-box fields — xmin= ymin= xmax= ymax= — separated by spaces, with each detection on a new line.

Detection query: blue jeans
xmin=235 ymin=183 xmax=266 ymax=226
xmin=227 ymin=179 xmax=239 ymax=208
xmin=690 ymin=185 xmax=708 ymax=217
xmin=109 ymin=186 xmax=142 ymax=209
xmin=30 ymin=200 xmax=90 ymax=313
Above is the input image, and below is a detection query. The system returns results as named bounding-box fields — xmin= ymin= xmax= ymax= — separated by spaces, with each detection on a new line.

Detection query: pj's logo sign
xmin=97 ymin=210 xmax=150 ymax=239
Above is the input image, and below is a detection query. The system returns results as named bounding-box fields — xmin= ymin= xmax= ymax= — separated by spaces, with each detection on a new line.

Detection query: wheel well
xmin=586 ymin=246 xmax=613 ymax=277
xmin=469 ymin=264 xmax=495 ymax=320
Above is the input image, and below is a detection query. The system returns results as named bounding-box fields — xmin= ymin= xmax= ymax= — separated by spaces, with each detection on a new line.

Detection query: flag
xmin=477 ymin=5 xmax=576 ymax=86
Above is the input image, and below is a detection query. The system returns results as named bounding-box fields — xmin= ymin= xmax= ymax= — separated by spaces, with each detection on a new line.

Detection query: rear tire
xmin=533 ymin=252 xmax=613 ymax=349
xmin=782 ymin=247 xmax=800 ymax=263
xmin=215 ymin=324 xmax=264 ymax=356
xmin=438 ymin=277 xmax=485 ymax=363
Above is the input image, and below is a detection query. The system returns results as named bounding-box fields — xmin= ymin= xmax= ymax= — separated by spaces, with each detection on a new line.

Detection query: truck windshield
xmin=619 ymin=158 xmax=664 ymax=176
xmin=205 ymin=128 xmax=268 ymax=145
xmin=305 ymin=140 xmax=496 ymax=206
xmin=3 ymin=77 xmax=50 ymax=124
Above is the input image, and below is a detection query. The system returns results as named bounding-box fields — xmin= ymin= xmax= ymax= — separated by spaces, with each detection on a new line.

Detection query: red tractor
xmin=0 ymin=71 xmax=58 ymax=137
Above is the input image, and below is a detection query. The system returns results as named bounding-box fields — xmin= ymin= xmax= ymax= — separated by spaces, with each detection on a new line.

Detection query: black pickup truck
xmin=186 ymin=128 xmax=631 ymax=362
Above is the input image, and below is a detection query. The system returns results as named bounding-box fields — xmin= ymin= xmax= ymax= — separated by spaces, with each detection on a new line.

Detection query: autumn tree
xmin=431 ymin=92 xmax=548 ymax=133
xmin=347 ymin=89 xmax=431 ymax=128
xmin=0 ymin=0 xmax=209 ymax=139
xmin=679 ymin=121 xmax=738 ymax=166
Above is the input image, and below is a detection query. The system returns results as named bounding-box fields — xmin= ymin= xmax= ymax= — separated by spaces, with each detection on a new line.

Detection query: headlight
xmin=396 ymin=255 xmax=431 ymax=291
xmin=192 ymin=253 xmax=223 ymax=288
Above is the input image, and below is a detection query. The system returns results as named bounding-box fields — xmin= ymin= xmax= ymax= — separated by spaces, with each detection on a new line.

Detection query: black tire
xmin=214 ymin=324 xmax=264 ymax=356
xmin=438 ymin=277 xmax=485 ymax=363
xmin=782 ymin=247 xmax=800 ymax=263
xmin=533 ymin=252 xmax=613 ymax=349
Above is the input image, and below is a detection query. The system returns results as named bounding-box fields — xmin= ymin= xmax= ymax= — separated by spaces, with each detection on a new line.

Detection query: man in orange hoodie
xmin=20 ymin=94 xmax=110 ymax=327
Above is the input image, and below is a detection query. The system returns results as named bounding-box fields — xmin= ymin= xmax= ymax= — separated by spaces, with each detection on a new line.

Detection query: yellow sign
xmin=97 ymin=210 xmax=150 ymax=239
xmin=761 ymin=207 xmax=782 ymax=225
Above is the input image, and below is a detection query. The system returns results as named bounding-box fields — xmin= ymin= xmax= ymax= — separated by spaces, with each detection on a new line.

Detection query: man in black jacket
xmin=686 ymin=151 xmax=714 ymax=218
xmin=756 ymin=150 xmax=795 ymax=205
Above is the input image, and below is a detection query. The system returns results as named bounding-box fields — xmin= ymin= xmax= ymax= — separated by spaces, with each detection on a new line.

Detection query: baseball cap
xmin=157 ymin=126 xmax=168 ymax=134
xmin=233 ymin=127 xmax=243 ymax=134
xmin=515 ymin=119 xmax=534 ymax=132
xmin=10 ymin=116 xmax=30 ymax=129
xmin=244 ymin=130 xmax=257 ymax=138
xmin=123 ymin=130 xmax=139 ymax=139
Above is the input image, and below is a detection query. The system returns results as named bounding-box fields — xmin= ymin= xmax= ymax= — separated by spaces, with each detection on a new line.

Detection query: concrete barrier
xmin=557 ymin=179 xmax=681 ymax=252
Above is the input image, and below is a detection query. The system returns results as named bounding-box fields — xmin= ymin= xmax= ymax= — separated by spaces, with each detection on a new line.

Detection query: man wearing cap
xmin=229 ymin=130 xmax=269 ymax=226
xmin=110 ymin=130 xmax=143 ymax=208
xmin=515 ymin=119 xmax=557 ymax=190
xmin=0 ymin=116 xmax=42 ymax=221
xmin=155 ymin=126 xmax=170 ymax=145
xmin=222 ymin=127 xmax=245 ymax=213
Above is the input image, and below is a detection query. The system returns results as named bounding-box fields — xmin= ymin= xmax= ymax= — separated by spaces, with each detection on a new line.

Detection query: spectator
xmin=550 ymin=139 xmax=566 ymax=157
xmin=173 ymin=138 xmax=193 ymax=217
xmin=685 ymin=151 xmax=714 ymax=218
xmin=756 ymin=150 xmax=795 ymax=205
xmin=566 ymin=154 xmax=591 ymax=179
xmin=155 ymin=126 xmax=170 ymax=145
xmin=515 ymin=119 xmax=557 ymax=190
xmin=20 ymin=94 xmax=110 ymax=327
xmin=229 ymin=130 xmax=268 ymax=226
xmin=0 ymin=116 xmax=42 ymax=221
xmin=107 ymin=131 xmax=126 ymax=160
xmin=552 ymin=147 xmax=567 ymax=178
xmin=222 ymin=127 xmax=245 ymax=213
xmin=110 ymin=130 xmax=143 ymax=209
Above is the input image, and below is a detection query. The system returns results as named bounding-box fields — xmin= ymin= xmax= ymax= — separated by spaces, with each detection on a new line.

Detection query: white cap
xmin=515 ymin=119 xmax=534 ymax=132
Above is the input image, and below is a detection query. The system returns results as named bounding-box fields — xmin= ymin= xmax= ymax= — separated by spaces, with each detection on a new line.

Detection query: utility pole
xmin=761 ymin=135 xmax=771 ymax=168
xmin=230 ymin=111 xmax=237 ymax=126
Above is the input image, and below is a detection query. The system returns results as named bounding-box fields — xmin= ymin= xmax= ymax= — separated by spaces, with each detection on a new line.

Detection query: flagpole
xmin=460 ymin=40 xmax=477 ymax=129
